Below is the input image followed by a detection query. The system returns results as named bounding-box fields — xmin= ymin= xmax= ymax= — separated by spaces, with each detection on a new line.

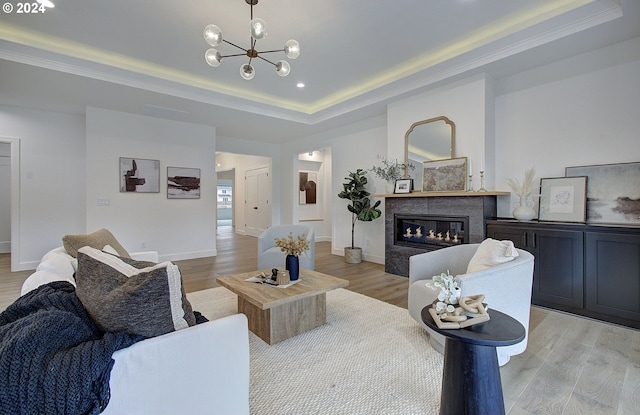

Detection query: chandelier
xmin=203 ymin=0 xmax=300 ymax=80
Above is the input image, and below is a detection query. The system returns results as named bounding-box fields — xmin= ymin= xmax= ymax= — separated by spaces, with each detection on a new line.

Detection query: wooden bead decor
xmin=429 ymin=294 xmax=490 ymax=329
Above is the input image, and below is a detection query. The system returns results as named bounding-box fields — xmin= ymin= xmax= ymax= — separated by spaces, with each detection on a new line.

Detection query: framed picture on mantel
xmin=394 ymin=178 xmax=412 ymax=194
xmin=422 ymin=157 xmax=467 ymax=192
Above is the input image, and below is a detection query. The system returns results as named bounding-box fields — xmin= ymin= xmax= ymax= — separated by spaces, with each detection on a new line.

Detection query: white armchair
xmin=257 ymin=225 xmax=315 ymax=270
xmin=408 ymin=243 xmax=534 ymax=366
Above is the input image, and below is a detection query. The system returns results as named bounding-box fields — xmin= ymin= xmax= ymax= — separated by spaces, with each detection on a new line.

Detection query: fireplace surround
xmin=384 ymin=192 xmax=505 ymax=276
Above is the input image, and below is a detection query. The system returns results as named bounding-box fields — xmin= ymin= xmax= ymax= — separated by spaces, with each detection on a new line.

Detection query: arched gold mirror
xmin=405 ymin=116 xmax=455 ymax=189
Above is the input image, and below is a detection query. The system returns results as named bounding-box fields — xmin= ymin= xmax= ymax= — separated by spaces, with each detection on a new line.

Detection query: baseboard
xmin=315 ymin=236 xmax=331 ymax=243
xmin=15 ymin=260 xmax=39 ymax=272
xmin=160 ymin=249 xmax=217 ymax=262
xmin=363 ymin=253 xmax=384 ymax=264
xmin=0 ymin=241 xmax=9 ymax=253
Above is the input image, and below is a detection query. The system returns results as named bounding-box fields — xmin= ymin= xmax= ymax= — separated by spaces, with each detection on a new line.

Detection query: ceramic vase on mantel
xmin=513 ymin=195 xmax=536 ymax=221
xmin=385 ymin=180 xmax=395 ymax=195
xmin=285 ymin=254 xmax=300 ymax=281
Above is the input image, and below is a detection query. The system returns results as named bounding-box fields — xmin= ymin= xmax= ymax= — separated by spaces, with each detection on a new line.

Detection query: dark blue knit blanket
xmin=0 ymin=281 xmax=143 ymax=415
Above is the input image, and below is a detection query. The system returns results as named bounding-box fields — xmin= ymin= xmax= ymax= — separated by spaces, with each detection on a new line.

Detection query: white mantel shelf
xmin=377 ymin=191 xmax=510 ymax=198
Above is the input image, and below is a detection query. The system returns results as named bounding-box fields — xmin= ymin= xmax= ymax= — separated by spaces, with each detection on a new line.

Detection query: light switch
xmin=97 ymin=198 xmax=111 ymax=206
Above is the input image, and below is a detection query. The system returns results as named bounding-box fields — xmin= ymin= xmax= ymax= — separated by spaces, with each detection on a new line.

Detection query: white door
xmin=0 ymin=143 xmax=11 ymax=254
xmin=245 ymin=166 xmax=270 ymax=237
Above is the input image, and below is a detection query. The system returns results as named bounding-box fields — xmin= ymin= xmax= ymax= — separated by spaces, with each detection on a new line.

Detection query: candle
xmin=469 ymin=159 xmax=473 ymax=175
xmin=480 ymin=157 xmax=484 ymax=172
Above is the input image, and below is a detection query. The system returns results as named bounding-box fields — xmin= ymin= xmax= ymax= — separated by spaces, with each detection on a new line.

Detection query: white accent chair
xmin=408 ymin=243 xmax=535 ymax=366
xmin=257 ymin=225 xmax=315 ymax=270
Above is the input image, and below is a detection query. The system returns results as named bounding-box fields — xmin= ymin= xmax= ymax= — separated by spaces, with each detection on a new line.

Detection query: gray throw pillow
xmin=75 ymin=246 xmax=196 ymax=337
xmin=62 ymin=228 xmax=131 ymax=258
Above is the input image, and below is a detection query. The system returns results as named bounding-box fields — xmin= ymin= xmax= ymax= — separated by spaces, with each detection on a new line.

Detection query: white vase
xmin=513 ymin=195 xmax=536 ymax=221
xmin=385 ymin=180 xmax=395 ymax=194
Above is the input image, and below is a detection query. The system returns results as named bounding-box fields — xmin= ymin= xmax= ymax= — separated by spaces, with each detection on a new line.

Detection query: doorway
xmin=0 ymin=137 xmax=20 ymax=271
xmin=0 ymin=142 xmax=10 ymax=253
xmin=217 ymin=169 xmax=235 ymax=229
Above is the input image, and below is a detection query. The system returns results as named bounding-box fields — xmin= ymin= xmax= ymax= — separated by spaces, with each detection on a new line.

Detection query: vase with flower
xmin=426 ymin=271 xmax=462 ymax=319
xmin=274 ymin=232 xmax=310 ymax=281
xmin=506 ymin=167 xmax=538 ymax=221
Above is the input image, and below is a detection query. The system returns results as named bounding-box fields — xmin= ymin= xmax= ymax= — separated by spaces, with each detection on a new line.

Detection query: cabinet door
xmin=487 ymin=223 xmax=583 ymax=308
xmin=585 ymin=232 xmax=640 ymax=322
xmin=532 ymin=229 xmax=584 ymax=309
xmin=486 ymin=225 xmax=528 ymax=250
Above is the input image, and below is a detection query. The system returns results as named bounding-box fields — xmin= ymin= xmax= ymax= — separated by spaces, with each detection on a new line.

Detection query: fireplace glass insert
xmin=395 ymin=214 xmax=469 ymax=250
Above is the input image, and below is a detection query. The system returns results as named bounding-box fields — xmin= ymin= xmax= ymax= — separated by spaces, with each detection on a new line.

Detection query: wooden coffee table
xmin=216 ymin=269 xmax=348 ymax=344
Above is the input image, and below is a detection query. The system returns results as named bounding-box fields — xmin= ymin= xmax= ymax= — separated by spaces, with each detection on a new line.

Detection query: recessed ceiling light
xmin=296 ymin=82 xmax=305 ymax=88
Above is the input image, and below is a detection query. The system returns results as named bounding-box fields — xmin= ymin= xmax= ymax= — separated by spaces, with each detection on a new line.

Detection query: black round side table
xmin=421 ymin=306 xmax=525 ymax=415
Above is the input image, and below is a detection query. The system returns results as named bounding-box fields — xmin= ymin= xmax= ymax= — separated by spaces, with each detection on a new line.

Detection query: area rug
xmin=187 ymin=287 xmax=443 ymax=415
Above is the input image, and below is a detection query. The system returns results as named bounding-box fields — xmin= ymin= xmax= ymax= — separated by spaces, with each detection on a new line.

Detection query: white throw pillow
xmin=466 ymin=238 xmax=519 ymax=273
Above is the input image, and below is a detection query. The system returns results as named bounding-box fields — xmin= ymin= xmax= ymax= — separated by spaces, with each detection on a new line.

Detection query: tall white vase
xmin=385 ymin=180 xmax=395 ymax=194
xmin=513 ymin=195 xmax=536 ymax=221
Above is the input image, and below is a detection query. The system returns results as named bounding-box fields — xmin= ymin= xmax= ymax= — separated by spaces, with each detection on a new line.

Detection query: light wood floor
xmin=1 ymin=227 xmax=638 ymax=414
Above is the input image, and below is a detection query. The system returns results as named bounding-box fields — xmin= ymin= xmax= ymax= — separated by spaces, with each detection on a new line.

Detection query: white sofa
xmin=257 ymin=224 xmax=315 ymax=270
xmin=21 ymin=247 xmax=250 ymax=415
xmin=408 ymin=243 xmax=535 ymax=366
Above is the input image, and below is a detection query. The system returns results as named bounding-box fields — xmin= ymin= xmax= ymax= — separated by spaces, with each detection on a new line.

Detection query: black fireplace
xmin=394 ymin=214 xmax=469 ymax=250
xmin=384 ymin=194 xmax=498 ymax=276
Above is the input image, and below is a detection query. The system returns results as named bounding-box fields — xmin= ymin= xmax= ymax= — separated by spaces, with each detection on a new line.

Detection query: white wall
xmin=387 ymin=74 xmax=492 ymax=190
xmin=273 ymin=115 xmax=387 ymax=263
xmin=0 ymin=142 xmax=11 ymax=253
xmin=0 ymin=106 xmax=86 ymax=269
xmin=331 ymin=123 xmax=388 ymax=263
xmin=494 ymin=36 xmax=640 ymax=216
xmin=383 ymin=37 xmax=640 ymax=221
xmin=86 ymin=107 xmax=217 ymax=261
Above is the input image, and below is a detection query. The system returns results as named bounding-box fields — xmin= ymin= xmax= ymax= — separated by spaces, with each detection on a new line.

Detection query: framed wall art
xmin=299 ymin=171 xmax=317 ymax=204
xmin=119 ymin=157 xmax=160 ymax=193
xmin=422 ymin=157 xmax=467 ymax=192
xmin=538 ymin=176 xmax=587 ymax=223
xmin=394 ymin=178 xmax=412 ymax=194
xmin=167 ymin=167 xmax=201 ymax=199
xmin=566 ymin=161 xmax=640 ymax=225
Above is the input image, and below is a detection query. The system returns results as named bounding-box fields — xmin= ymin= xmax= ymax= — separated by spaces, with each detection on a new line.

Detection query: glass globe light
xmin=250 ymin=18 xmax=267 ymax=40
xmin=275 ymin=60 xmax=290 ymax=77
xmin=240 ymin=63 xmax=255 ymax=80
xmin=204 ymin=49 xmax=222 ymax=67
xmin=284 ymin=39 xmax=300 ymax=59
xmin=203 ymin=24 xmax=223 ymax=47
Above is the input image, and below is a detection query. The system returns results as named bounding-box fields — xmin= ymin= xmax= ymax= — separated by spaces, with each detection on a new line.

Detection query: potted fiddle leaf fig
xmin=337 ymin=169 xmax=382 ymax=263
